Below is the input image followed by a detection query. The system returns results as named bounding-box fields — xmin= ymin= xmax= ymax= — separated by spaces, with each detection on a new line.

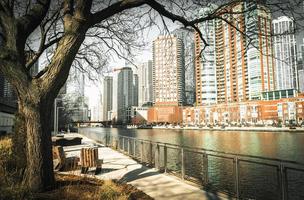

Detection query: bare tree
xmin=0 ymin=0 xmax=303 ymax=193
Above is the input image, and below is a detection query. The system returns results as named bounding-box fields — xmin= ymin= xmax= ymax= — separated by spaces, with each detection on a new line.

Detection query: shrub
xmin=0 ymin=136 xmax=28 ymax=200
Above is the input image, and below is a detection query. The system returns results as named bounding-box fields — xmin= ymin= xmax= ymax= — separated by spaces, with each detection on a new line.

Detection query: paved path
xmin=62 ymin=134 xmax=229 ymax=200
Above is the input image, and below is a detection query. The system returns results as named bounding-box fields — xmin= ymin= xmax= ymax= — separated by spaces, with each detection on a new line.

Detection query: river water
xmin=79 ymin=127 xmax=304 ymax=199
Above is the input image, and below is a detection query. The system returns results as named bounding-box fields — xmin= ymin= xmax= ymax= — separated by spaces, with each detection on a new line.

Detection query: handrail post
xmin=203 ymin=153 xmax=208 ymax=185
xmin=234 ymin=157 xmax=240 ymax=199
xmin=141 ymin=141 xmax=144 ymax=163
xmin=164 ymin=145 xmax=167 ymax=173
xmin=122 ymin=137 xmax=125 ymax=152
xmin=181 ymin=148 xmax=185 ymax=180
xmin=128 ymin=138 xmax=131 ymax=155
xmin=149 ymin=142 xmax=153 ymax=166
xmin=133 ymin=139 xmax=136 ymax=157
xmin=279 ymin=163 xmax=287 ymax=200
xmin=156 ymin=144 xmax=160 ymax=169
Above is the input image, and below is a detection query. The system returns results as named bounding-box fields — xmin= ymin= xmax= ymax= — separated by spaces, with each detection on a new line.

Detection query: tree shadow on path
xmin=119 ymin=166 xmax=159 ymax=183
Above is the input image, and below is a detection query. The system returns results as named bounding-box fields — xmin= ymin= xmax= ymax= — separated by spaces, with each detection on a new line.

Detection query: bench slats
xmin=81 ymin=148 xmax=98 ymax=167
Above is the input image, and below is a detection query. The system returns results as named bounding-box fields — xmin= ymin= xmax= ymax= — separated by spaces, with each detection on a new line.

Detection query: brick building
xmin=147 ymin=96 xmax=304 ymax=126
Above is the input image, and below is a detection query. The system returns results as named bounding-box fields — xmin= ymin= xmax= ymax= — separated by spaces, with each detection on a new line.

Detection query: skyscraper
xmin=195 ymin=5 xmax=218 ymax=106
xmin=245 ymin=1 xmax=275 ymax=100
xmin=215 ymin=2 xmax=249 ymax=103
xmin=172 ymin=28 xmax=196 ymax=105
xmin=133 ymin=74 xmax=138 ymax=106
xmin=138 ymin=60 xmax=153 ymax=106
xmin=298 ymin=39 xmax=304 ymax=92
xmin=152 ymin=35 xmax=185 ymax=106
xmin=117 ymin=67 xmax=133 ymax=123
xmin=202 ymin=1 xmax=275 ymax=103
xmin=273 ymin=16 xmax=298 ymax=90
xmin=102 ymin=76 xmax=113 ymax=121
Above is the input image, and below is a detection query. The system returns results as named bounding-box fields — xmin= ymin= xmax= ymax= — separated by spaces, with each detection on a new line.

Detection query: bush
xmin=0 ymin=136 xmax=28 ymax=200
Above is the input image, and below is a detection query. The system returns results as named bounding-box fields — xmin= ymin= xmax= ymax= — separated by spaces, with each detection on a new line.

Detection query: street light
xmin=56 ymin=106 xmax=64 ymax=134
xmin=54 ymin=98 xmax=63 ymax=135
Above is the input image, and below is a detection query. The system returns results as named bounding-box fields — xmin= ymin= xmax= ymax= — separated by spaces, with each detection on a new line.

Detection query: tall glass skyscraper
xmin=138 ymin=60 xmax=153 ymax=106
xmin=245 ymin=1 xmax=275 ymax=100
xmin=117 ymin=67 xmax=134 ymax=123
xmin=273 ymin=16 xmax=298 ymax=90
xmin=195 ymin=5 xmax=218 ymax=105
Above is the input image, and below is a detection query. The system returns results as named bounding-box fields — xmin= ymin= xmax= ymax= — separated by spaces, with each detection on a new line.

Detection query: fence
xmin=81 ymin=131 xmax=304 ymax=200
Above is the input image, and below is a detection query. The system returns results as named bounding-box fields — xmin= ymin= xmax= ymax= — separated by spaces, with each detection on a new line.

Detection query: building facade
xmin=207 ymin=1 xmax=275 ymax=103
xmin=102 ymin=76 xmax=113 ymax=121
xmin=138 ymin=60 xmax=153 ymax=106
xmin=273 ymin=16 xmax=298 ymax=90
xmin=181 ymin=96 xmax=304 ymax=126
xmin=117 ymin=67 xmax=134 ymax=123
xmin=133 ymin=74 xmax=139 ymax=107
xmin=245 ymin=1 xmax=275 ymax=100
xmin=172 ymin=28 xmax=196 ymax=105
xmin=195 ymin=6 xmax=218 ymax=106
xmin=298 ymin=39 xmax=304 ymax=92
xmin=152 ymin=35 xmax=185 ymax=106
xmin=147 ymin=95 xmax=304 ymax=126
xmin=215 ymin=2 xmax=249 ymax=103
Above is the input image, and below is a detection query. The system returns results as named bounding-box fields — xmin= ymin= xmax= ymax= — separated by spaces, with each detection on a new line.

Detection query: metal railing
xmin=81 ymin=132 xmax=304 ymax=200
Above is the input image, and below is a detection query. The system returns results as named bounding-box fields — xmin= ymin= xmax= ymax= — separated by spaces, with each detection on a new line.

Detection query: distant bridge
xmin=71 ymin=120 xmax=112 ymax=126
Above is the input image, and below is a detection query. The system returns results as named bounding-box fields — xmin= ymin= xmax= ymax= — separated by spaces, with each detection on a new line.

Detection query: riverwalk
xmin=62 ymin=133 xmax=228 ymax=200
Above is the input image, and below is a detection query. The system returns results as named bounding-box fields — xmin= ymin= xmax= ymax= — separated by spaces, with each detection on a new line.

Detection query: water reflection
xmin=79 ymin=127 xmax=304 ymax=199
xmin=84 ymin=127 xmax=304 ymax=162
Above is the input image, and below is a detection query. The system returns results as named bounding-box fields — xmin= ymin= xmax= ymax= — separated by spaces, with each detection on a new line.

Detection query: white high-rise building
xmin=133 ymin=74 xmax=139 ymax=106
xmin=138 ymin=60 xmax=153 ymax=106
xmin=102 ymin=76 xmax=113 ymax=121
xmin=152 ymin=35 xmax=185 ymax=105
xmin=117 ymin=67 xmax=133 ymax=123
xmin=195 ymin=5 xmax=217 ymax=106
xmin=273 ymin=16 xmax=298 ymax=90
xmin=298 ymin=39 xmax=304 ymax=92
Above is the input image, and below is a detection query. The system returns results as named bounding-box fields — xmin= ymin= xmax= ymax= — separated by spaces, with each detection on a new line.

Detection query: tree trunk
xmin=12 ymin=112 xmax=27 ymax=174
xmin=20 ymin=97 xmax=55 ymax=192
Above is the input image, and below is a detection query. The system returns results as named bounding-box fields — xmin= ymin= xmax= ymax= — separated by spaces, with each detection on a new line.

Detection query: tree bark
xmin=12 ymin=112 xmax=27 ymax=172
xmin=20 ymin=95 xmax=54 ymax=191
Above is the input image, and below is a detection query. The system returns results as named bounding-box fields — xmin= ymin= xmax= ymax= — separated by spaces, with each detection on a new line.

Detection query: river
xmin=79 ymin=127 xmax=304 ymax=199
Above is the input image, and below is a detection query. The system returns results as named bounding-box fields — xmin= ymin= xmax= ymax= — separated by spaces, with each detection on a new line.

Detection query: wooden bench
xmin=80 ymin=147 xmax=103 ymax=174
xmin=52 ymin=136 xmax=82 ymax=146
xmin=52 ymin=146 xmax=80 ymax=171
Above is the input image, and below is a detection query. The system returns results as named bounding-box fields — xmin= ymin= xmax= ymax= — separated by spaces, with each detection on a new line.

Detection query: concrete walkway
xmin=62 ymin=134 xmax=228 ymax=200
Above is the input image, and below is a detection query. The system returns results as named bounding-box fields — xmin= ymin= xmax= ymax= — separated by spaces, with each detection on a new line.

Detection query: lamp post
xmin=54 ymin=98 xmax=63 ymax=135
xmin=56 ymin=106 xmax=64 ymax=134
